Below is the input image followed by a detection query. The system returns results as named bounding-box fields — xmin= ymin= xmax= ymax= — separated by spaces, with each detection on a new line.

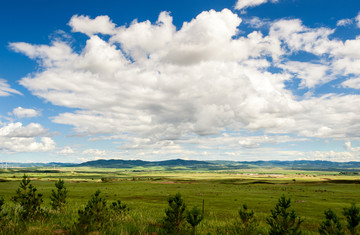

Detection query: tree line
xmin=0 ymin=175 xmax=359 ymax=234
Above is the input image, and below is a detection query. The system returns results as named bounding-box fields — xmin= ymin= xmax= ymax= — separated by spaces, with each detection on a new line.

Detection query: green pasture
xmin=0 ymin=167 xmax=359 ymax=234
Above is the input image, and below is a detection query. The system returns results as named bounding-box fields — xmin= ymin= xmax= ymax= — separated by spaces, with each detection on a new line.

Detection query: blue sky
xmin=1 ymin=0 xmax=360 ymax=163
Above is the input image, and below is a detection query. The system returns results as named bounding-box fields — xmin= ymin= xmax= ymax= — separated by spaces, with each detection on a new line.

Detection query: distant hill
xmin=76 ymin=159 xmax=360 ymax=171
xmin=2 ymin=159 xmax=360 ymax=172
xmin=77 ymin=158 xmax=213 ymax=168
xmin=0 ymin=162 xmax=76 ymax=168
xmin=206 ymin=160 xmax=360 ymax=171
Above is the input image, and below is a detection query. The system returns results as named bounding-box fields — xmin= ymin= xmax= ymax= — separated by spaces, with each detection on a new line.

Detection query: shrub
xmin=266 ymin=195 xmax=303 ymax=235
xmin=0 ymin=196 xmax=4 ymax=213
xmin=162 ymin=192 xmax=187 ymax=234
xmin=101 ymin=177 xmax=110 ymax=182
xmin=0 ymin=196 xmax=6 ymax=224
xmin=74 ymin=190 xmax=110 ymax=232
xmin=234 ymin=204 xmax=258 ymax=235
xmin=110 ymin=199 xmax=129 ymax=218
xmin=11 ymin=175 xmax=44 ymax=221
xmin=343 ymin=203 xmax=360 ymax=235
xmin=319 ymin=209 xmax=343 ymax=235
xmin=50 ymin=179 xmax=67 ymax=212
xmin=186 ymin=206 xmax=203 ymax=235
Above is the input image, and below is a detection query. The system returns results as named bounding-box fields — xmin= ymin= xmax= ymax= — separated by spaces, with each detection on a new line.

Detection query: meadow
xmin=0 ymin=166 xmax=359 ymax=234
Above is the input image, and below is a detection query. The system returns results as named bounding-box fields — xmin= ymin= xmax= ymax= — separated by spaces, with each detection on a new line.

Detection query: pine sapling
xmin=266 ymin=195 xmax=303 ymax=235
xmin=235 ymin=204 xmax=258 ymax=235
xmin=186 ymin=206 xmax=203 ymax=235
xmin=50 ymin=179 xmax=67 ymax=212
xmin=0 ymin=197 xmax=4 ymax=213
xmin=75 ymin=190 xmax=110 ymax=232
xmin=343 ymin=203 xmax=360 ymax=235
xmin=319 ymin=209 xmax=343 ymax=235
xmin=11 ymin=175 xmax=44 ymax=220
xmin=163 ymin=193 xmax=187 ymax=234
xmin=110 ymin=200 xmax=129 ymax=219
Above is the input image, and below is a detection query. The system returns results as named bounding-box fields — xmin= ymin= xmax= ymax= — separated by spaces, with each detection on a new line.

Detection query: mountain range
xmin=2 ymin=159 xmax=360 ymax=172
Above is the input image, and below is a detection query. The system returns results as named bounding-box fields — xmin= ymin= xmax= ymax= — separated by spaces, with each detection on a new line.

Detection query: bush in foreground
xmin=319 ymin=209 xmax=343 ymax=235
xmin=162 ymin=192 xmax=187 ymax=234
xmin=266 ymin=195 xmax=303 ymax=235
xmin=186 ymin=206 xmax=203 ymax=235
xmin=233 ymin=204 xmax=258 ymax=235
xmin=50 ymin=179 xmax=67 ymax=212
xmin=73 ymin=190 xmax=110 ymax=233
xmin=343 ymin=203 xmax=360 ymax=235
xmin=110 ymin=199 xmax=129 ymax=219
xmin=11 ymin=175 xmax=45 ymax=221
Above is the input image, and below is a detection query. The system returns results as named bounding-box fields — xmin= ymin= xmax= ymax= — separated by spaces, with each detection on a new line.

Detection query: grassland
xmin=0 ymin=166 xmax=359 ymax=234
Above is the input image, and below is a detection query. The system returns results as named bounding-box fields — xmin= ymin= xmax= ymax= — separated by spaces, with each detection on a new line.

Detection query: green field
xmin=0 ymin=167 xmax=359 ymax=234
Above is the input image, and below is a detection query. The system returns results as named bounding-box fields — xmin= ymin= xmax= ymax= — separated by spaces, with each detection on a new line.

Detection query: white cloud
xmin=13 ymin=107 xmax=40 ymax=118
xmin=356 ymin=13 xmax=360 ymax=28
xmin=0 ymin=79 xmax=22 ymax=96
xmin=0 ymin=122 xmax=47 ymax=137
xmin=306 ymin=151 xmax=356 ymax=162
xmin=110 ymin=11 xmax=175 ymax=61
xmin=269 ymin=19 xmax=338 ymax=56
xmin=68 ymin=15 xmax=116 ymax=36
xmin=344 ymin=141 xmax=360 ymax=152
xmin=82 ymin=149 xmax=107 ymax=156
xmin=342 ymin=77 xmax=360 ymax=89
xmin=280 ymin=61 xmax=331 ymax=88
xmin=10 ymin=10 xmax=360 ymax=160
xmin=58 ymin=146 xmax=75 ymax=155
xmin=235 ymin=0 xmax=278 ymax=10
xmin=246 ymin=17 xmax=270 ymax=28
xmin=336 ymin=19 xmax=353 ymax=27
xmin=0 ymin=122 xmax=55 ymax=152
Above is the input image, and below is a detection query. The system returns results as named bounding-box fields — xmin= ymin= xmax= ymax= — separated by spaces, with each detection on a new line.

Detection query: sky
xmin=1 ymin=0 xmax=360 ymax=163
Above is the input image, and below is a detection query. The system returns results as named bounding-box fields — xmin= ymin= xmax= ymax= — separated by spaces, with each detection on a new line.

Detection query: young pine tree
xmin=110 ymin=199 xmax=129 ymax=218
xmin=186 ymin=206 xmax=203 ymax=235
xmin=11 ymin=175 xmax=44 ymax=220
xmin=319 ymin=209 xmax=343 ymax=235
xmin=50 ymin=179 xmax=67 ymax=212
xmin=74 ymin=190 xmax=110 ymax=232
xmin=343 ymin=203 xmax=360 ymax=235
xmin=235 ymin=204 xmax=258 ymax=235
xmin=163 ymin=193 xmax=187 ymax=235
xmin=266 ymin=195 xmax=303 ymax=235
xmin=0 ymin=196 xmax=8 ymax=229
xmin=0 ymin=197 xmax=4 ymax=213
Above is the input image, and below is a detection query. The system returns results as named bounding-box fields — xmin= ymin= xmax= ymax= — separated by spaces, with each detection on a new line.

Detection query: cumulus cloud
xmin=58 ymin=146 xmax=75 ymax=155
xmin=280 ymin=61 xmax=331 ymax=88
xmin=342 ymin=77 xmax=360 ymax=89
xmin=337 ymin=18 xmax=353 ymax=27
xmin=0 ymin=122 xmax=55 ymax=152
xmin=13 ymin=107 xmax=40 ymax=118
xmin=246 ymin=17 xmax=270 ymax=28
xmin=10 ymin=10 xmax=360 ymax=160
xmin=82 ymin=149 xmax=107 ymax=156
xmin=235 ymin=0 xmax=278 ymax=10
xmin=68 ymin=15 xmax=116 ymax=36
xmin=356 ymin=13 xmax=360 ymax=28
xmin=110 ymin=11 xmax=175 ymax=61
xmin=0 ymin=79 xmax=22 ymax=96
xmin=300 ymin=150 xmax=356 ymax=162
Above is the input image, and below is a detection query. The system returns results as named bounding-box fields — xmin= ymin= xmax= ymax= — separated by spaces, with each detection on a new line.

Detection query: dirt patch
xmin=52 ymin=229 xmax=68 ymax=235
xmin=151 ymin=181 xmax=176 ymax=184
xmin=321 ymin=178 xmax=332 ymax=181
